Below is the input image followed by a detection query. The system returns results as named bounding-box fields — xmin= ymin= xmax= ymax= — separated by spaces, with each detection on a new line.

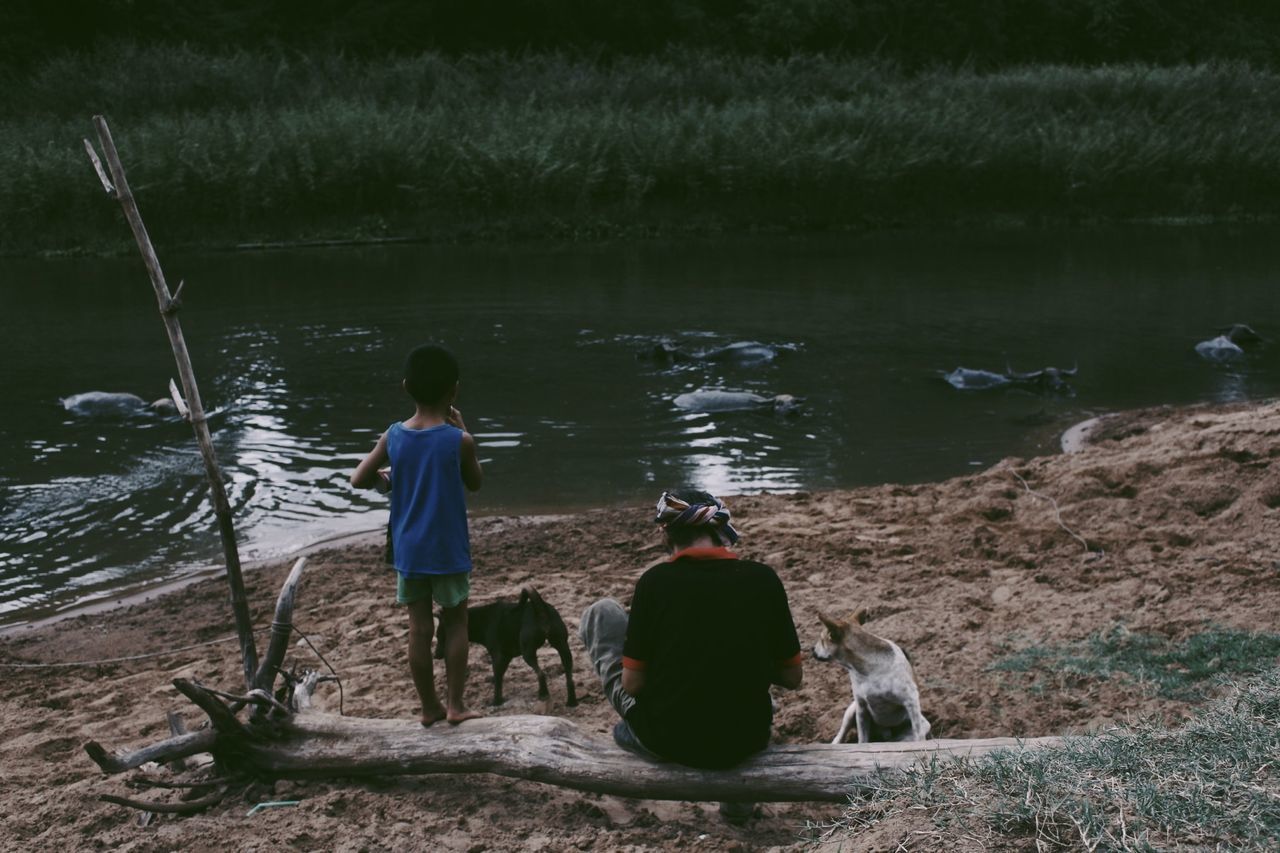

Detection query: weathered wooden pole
xmin=84 ymin=115 xmax=259 ymax=689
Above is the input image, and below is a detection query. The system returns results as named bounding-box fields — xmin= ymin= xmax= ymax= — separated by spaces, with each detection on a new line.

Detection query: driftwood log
xmin=90 ymin=706 xmax=1060 ymax=803
xmin=86 ymin=556 xmax=1062 ymax=805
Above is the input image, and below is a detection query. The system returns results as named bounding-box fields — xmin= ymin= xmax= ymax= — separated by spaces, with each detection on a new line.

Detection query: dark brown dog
xmin=437 ymin=586 xmax=578 ymax=707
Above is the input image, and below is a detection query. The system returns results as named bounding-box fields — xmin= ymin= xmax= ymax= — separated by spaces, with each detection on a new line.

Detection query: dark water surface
xmin=2 ymin=228 xmax=1277 ymax=622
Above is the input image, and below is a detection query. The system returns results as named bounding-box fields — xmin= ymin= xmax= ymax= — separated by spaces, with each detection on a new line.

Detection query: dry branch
xmin=167 ymin=378 xmax=190 ymax=420
xmin=164 ymin=712 xmax=193 ymax=773
xmin=204 ymin=686 xmax=291 ymax=716
xmin=86 ymin=115 xmax=258 ymax=689
xmin=171 ymin=679 xmax=248 ymax=737
xmin=83 ymin=138 xmax=114 ymax=195
xmin=101 ymin=787 xmax=227 ymax=815
xmin=292 ymin=671 xmax=329 ymax=712
xmin=127 ymin=777 xmax=227 ymax=791
xmin=85 ymin=730 xmax=217 ymax=775
xmin=254 ymin=557 xmax=307 ymax=692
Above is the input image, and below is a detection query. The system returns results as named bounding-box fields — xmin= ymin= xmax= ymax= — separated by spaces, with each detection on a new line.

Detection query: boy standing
xmin=352 ymin=344 xmax=483 ymax=725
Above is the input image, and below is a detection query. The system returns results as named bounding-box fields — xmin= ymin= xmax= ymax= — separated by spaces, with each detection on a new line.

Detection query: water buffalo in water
xmin=943 ymin=366 xmax=1077 ymax=394
xmin=640 ymin=340 xmax=788 ymax=367
xmin=61 ymin=392 xmax=176 ymax=418
xmin=673 ymin=390 xmax=803 ymax=415
xmin=639 ymin=342 xmax=691 ymax=366
xmin=700 ymin=341 xmax=785 ymax=365
xmin=1195 ymin=323 xmax=1265 ymax=363
xmin=942 ymin=368 xmax=1010 ymax=391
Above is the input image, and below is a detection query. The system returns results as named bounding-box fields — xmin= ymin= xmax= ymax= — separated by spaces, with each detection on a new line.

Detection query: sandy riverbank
xmin=2 ymin=400 xmax=1278 ymax=851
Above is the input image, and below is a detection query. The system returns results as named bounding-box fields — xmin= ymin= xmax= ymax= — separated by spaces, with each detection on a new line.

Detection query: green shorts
xmin=395 ymin=571 xmax=470 ymax=609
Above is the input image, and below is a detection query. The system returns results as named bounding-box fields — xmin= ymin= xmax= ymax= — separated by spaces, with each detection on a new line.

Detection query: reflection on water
xmin=1206 ymin=367 xmax=1250 ymax=404
xmin=1 ymin=227 xmax=1279 ymax=621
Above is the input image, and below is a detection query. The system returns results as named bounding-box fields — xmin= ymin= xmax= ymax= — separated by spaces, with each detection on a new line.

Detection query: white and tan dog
xmin=813 ymin=610 xmax=931 ymax=744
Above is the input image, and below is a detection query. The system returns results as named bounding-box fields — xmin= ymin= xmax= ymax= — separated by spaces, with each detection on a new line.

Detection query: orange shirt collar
xmin=667 ymin=546 xmax=738 ymax=562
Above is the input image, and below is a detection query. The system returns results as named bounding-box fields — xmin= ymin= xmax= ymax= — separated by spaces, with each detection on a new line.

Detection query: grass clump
xmin=990 ymin=624 xmax=1280 ymax=699
xmin=808 ymin=668 xmax=1280 ymax=850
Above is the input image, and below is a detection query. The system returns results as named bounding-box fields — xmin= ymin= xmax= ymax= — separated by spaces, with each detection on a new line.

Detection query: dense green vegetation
xmin=810 ymin=667 xmax=1280 ymax=849
xmin=992 ymin=625 xmax=1280 ymax=699
xmin=5 ymin=3 xmax=1279 ymax=253
xmin=5 ymin=49 xmax=1280 ymax=254
xmin=5 ymin=0 xmax=1280 ymax=69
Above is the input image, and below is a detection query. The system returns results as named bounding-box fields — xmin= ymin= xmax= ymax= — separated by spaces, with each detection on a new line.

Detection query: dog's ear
xmin=818 ymin=611 xmax=844 ymax=639
xmin=853 ymin=607 xmax=869 ymax=626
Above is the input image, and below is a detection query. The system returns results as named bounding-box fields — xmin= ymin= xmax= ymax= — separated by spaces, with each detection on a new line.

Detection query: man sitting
xmin=579 ymin=490 xmax=803 ymax=818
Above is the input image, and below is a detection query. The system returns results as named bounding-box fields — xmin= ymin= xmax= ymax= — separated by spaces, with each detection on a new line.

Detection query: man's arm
xmin=621 ymin=571 xmax=659 ymax=697
xmin=350 ymin=432 xmax=389 ymax=489
xmin=764 ymin=568 xmax=803 ymax=690
xmin=622 ymin=667 xmax=646 ymax=696
xmin=772 ymin=655 xmax=803 ymax=690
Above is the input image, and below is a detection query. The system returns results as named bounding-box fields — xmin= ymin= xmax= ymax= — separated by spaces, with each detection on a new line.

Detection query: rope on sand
xmin=0 ymin=634 xmax=240 ymax=668
xmin=1 ymin=618 xmax=342 ymax=689
xmin=1011 ymin=470 xmax=1101 ymax=557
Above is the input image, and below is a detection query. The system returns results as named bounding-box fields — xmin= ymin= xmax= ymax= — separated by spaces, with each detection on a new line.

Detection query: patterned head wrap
xmin=653 ymin=490 xmax=740 ymax=545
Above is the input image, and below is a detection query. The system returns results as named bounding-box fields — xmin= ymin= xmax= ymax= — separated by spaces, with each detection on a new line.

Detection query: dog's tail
xmin=520 ymin=586 xmax=555 ymax=632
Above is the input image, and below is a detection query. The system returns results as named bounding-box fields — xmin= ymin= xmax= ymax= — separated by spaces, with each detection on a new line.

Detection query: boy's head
xmin=654 ymin=489 xmax=740 ymax=549
xmin=403 ymin=344 xmax=459 ymax=407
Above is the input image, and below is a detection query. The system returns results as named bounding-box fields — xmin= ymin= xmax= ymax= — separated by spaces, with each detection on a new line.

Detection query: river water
xmin=1 ymin=227 xmax=1277 ymax=623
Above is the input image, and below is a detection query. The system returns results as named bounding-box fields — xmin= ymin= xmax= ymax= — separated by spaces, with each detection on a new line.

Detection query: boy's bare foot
xmin=447 ymin=708 xmax=484 ymax=725
xmin=420 ymin=702 xmax=447 ymax=727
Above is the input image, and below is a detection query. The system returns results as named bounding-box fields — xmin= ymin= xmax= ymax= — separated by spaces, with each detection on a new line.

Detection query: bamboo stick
xmin=85 ymin=116 xmax=259 ymax=690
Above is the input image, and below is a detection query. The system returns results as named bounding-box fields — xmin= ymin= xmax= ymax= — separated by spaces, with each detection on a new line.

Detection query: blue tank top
xmin=386 ymin=422 xmax=471 ymax=575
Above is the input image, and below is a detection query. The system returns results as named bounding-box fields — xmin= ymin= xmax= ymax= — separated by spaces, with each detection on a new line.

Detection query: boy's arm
xmin=449 ymin=406 xmax=483 ymax=492
xmin=350 ymin=432 xmax=390 ymax=489
xmin=459 ymin=433 xmax=483 ymax=492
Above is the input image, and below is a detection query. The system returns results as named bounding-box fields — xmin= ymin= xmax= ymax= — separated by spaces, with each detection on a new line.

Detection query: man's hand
xmin=374 ymin=468 xmax=392 ymax=494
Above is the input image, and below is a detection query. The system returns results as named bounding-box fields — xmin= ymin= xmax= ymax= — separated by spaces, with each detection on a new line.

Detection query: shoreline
xmin=0 ymin=526 xmax=384 ymax=638
xmin=2 ymin=397 xmax=1266 ymax=638
xmin=9 ymin=212 xmax=1280 ymax=261
xmin=0 ymin=512 xmax=576 ymax=638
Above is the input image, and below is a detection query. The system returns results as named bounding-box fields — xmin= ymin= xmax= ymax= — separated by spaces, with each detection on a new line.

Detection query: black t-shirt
xmin=622 ymin=550 xmax=802 ymax=769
